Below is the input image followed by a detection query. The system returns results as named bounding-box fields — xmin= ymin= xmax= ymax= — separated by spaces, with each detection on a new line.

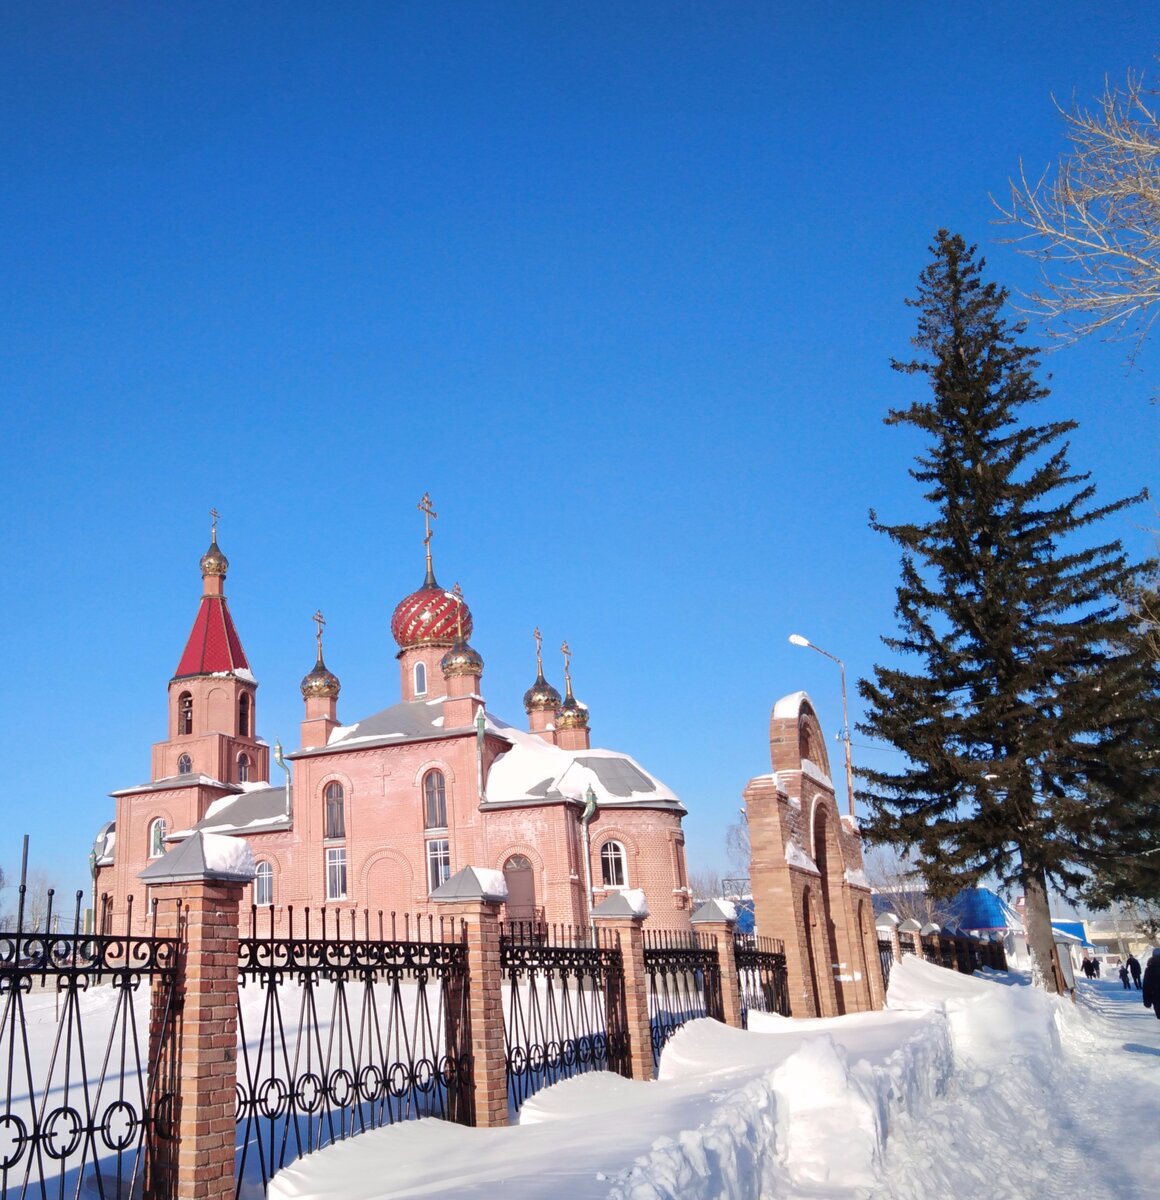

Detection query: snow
xmin=772 ymin=691 xmax=808 ymax=719
xmin=201 ymin=832 xmax=256 ymax=878
xmin=620 ymin=888 xmax=649 ymax=916
xmin=843 ymin=867 xmax=869 ymax=887
xmin=483 ymin=715 xmax=680 ymax=810
xmin=800 ymin=758 xmax=833 ymax=788
xmin=710 ymin=898 xmax=738 ymax=922
xmin=266 ymin=957 xmax=1160 ymax=1200
xmin=471 ymin=868 xmax=507 ymax=898
xmin=784 ymin=842 xmax=820 ymax=875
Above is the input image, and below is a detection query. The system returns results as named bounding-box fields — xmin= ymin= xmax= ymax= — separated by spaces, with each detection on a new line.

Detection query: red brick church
xmin=93 ymin=502 xmax=694 ymax=932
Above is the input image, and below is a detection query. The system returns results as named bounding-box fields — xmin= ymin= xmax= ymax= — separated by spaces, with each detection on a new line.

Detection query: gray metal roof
xmin=111 ymin=773 xmax=240 ymax=798
xmin=290 ymin=700 xmax=498 ymax=758
xmin=192 ymin=786 xmax=289 ymax=834
xmin=430 ymin=866 xmax=507 ymax=903
xmin=574 ymin=756 xmax=656 ymax=797
xmin=138 ymin=830 xmax=255 ymax=885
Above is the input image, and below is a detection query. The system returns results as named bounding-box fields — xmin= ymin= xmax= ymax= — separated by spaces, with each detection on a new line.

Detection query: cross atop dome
xmin=418 ymin=492 xmax=438 ymax=586
xmin=200 ymin=506 xmax=229 ymax=579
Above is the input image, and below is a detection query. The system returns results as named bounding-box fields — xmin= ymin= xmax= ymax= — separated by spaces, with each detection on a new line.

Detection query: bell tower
xmin=151 ymin=512 xmax=268 ymax=786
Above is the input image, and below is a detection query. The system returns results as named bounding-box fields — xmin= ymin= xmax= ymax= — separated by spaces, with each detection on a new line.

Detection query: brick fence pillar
xmin=431 ymin=867 xmax=509 ymax=1128
xmin=139 ymin=833 xmax=254 ymax=1200
xmin=690 ymin=901 xmax=742 ymax=1028
xmin=592 ymin=894 xmax=653 ymax=1082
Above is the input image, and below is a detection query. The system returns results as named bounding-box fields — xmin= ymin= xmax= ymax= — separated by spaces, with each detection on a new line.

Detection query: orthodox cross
xmin=418 ymin=492 xmax=437 ymax=576
xmin=561 ymin=640 xmax=573 ymax=694
xmin=452 ymin=583 xmax=464 ymax=641
xmin=210 ymin=507 xmax=220 ymax=542
xmin=534 ymin=627 xmax=544 ymax=675
xmin=312 ymin=610 xmax=326 ymax=658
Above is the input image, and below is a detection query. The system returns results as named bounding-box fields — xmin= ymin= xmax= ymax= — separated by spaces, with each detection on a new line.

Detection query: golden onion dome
xmin=300 ymin=652 xmax=341 ymax=700
xmin=523 ymin=671 xmax=562 ymax=714
xmin=440 ymin=639 xmax=484 ymax=678
xmin=556 ymin=695 xmax=589 ymax=730
xmin=200 ymin=538 xmax=229 ymax=577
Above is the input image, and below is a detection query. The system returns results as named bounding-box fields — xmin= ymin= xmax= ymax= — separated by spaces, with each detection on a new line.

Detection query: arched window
xmin=239 ymin=693 xmax=251 ymax=738
xmin=423 ymin=770 xmax=447 ymax=829
xmin=178 ymin=692 xmax=193 ymax=736
xmin=324 ymin=781 xmax=345 ymax=839
xmin=177 ymin=753 xmax=192 ymax=775
xmin=414 ymin=662 xmax=427 ymax=696
xmin=149 ymin=818 xmax=167 ymax=859
xmin=238 ymin=753 xmax=251 ymax=783
xmin=600 ymin=841 xmax=627 ymax=888
xmin=255 ymin=861 xmax=273 ymax=907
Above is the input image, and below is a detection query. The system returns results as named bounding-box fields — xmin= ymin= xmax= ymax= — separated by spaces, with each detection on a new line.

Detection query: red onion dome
xmin=391 ymin=581 xmax=473 ymax=649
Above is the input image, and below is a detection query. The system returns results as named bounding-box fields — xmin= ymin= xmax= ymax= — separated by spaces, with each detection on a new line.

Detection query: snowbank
xmin=267 ymin=958 xmax=1160 ymax=1199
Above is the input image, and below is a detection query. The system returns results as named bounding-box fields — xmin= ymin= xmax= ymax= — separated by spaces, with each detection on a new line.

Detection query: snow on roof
xmin=785 ymin=842 xmax=820 ymax=875
xmin=800 ymin=758 xmax=832 ymax=788
xmin=483 ymin=715 xmax=684 ymax=811
xmin=772 ymin=690 xmax=809 ymax=719
xmin=308 ymin=702 xmax=683 ymax=812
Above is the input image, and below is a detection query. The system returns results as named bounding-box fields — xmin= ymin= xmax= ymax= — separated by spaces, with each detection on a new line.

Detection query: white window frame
xmin=414 ymin=661 xmax=427 ymax=696
xmin=255 ymin=861 xmax=273 ymax=906
xmin=426 ymin=837 xmax=451 ymax=893
xmin=600 ymin=840 xmax=627 ymax=888
xmin=326 ymin=847 xmax=347 ymax=900
xmin=177 ymin=753 xmax=192 ymax=775
xmin=238 ymin=752 xmax=251 ymax=783
xmin=149 ymin=818 xmax=167 ymax=859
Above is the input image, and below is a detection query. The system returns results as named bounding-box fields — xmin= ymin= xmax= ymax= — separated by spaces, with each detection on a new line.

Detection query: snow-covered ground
xmin=267 ymin=959 xmax=1160 ymax=1200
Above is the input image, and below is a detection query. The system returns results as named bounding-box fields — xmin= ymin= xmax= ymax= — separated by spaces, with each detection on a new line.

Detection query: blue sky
xmin=1 ymin=4 xmax=1156 ymax=909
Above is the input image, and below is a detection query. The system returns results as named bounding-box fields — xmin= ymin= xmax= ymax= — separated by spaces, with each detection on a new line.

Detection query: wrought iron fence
xmin=921 ymin=938 xmax=939 ymax=965
xmin=899 ymin=932 xmax=919 ymax=956
xmin=642 ymin=930 xmax=723 ymax=1070
xmin=500 ymin=923 xmax=628 ymax=1112
xmin=0 ymin=889 xmax=180 ymax=1200
xmin=877 ymin=937 xmax=894 ymax=990
xmin=733 ymin=933 xmax=790 ymax=1026
xmin=235 ymin=906 xmax=471 ymax=1198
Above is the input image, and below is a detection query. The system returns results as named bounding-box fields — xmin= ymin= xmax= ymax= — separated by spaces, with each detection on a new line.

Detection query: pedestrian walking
xmin=1143 ymin=949 xmax=1160 ymax=1020
xmin=1127 ymin=954 xmax=1142 ymax=990
xmin=1119 ymin=963 xmax=1132 ymax=989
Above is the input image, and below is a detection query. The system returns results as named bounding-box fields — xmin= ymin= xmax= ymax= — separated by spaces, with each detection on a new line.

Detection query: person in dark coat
xmin=1143 ymin=949 xmax=1160 ymax=1019
xmin=1127 ymin=953 xmax=1142 ymax=989
xmin=1119 ymin=962 xmax=1132 ymax=988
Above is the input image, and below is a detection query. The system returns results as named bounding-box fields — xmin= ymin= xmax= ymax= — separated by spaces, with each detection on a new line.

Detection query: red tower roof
xmin=174 ymin=595 xmax=250 ymax=678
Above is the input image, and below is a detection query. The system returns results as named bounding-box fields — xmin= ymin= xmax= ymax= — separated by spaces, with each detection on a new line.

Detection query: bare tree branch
xmin=995 ymin=65 xmax=1160 ymax=360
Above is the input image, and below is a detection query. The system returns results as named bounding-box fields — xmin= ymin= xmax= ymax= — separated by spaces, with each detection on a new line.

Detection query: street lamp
xmin=788 ymin=634 xmax=855 ymax=817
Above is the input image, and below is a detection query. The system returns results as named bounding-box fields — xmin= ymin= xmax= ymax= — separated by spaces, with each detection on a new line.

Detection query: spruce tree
xmin=859 ymin=231 xmax=1157 ymax=993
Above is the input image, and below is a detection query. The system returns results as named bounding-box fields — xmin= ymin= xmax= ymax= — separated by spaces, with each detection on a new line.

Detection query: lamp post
xmin=788 ymin=634 xmax=855 ymax=817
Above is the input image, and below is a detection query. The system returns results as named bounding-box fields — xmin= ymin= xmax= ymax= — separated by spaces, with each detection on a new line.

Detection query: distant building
xmin=93 ymin=506 xmax=693 ymax=932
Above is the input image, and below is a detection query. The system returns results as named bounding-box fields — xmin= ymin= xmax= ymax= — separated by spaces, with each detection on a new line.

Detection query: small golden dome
xmin=301 ymin=653 xmax=341 ymax=699
xmin=441 ymin=639 xmax=484 ymax=678
xmin=556 ymin=695 xmax=589 ymax=730
xmin=200 ymin=539 xmax=229 ymax=577
xmin=523 ymin=672 xmax=562 ymax=714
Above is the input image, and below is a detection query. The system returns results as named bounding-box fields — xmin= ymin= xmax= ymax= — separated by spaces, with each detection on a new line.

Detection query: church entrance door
xmin=504 ymin=855 xmax=536 ymax=921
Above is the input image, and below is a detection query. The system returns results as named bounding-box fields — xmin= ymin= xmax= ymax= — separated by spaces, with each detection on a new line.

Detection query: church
xmin=92 ymin=501 xmax=694 ymax=933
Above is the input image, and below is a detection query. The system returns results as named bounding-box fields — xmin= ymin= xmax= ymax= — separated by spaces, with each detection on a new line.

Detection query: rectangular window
xmin=426 ymin=838 xmax=451 ymax=894
xmin=326 ymin=847 xmax=347 ymax=900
